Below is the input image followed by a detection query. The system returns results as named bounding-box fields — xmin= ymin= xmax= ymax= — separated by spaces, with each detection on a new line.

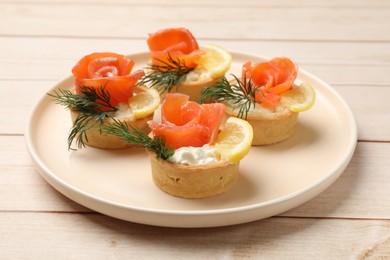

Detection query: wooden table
xmin=1 ymin=0 xmax=389 ymax=258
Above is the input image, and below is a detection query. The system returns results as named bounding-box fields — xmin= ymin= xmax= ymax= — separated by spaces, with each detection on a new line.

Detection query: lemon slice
xmin=198 ymin=44 xmax=232 ymax=78
xmin=128 ymin=87 xmax=160 ymax=119
xmin=215 ymin=117 xmax=253 ymax=163
xmin=280 ymin=82 xmax=316 ymax=112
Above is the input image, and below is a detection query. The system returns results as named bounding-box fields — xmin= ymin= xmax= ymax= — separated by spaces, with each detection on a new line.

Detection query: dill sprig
xmin=199 ymin=74 xmax=260 ymax=119
xmin=100 ymin=119 xmax=174 ymax=160
xmin=48 ymin=85 xmax=117 ymax=150
xmin=137 ymin=54 xmax=194 ymax=94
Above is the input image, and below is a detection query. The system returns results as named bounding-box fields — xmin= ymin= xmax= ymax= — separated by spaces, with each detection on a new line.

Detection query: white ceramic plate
xmin=25 ymin=51 xmax=357 ymax=228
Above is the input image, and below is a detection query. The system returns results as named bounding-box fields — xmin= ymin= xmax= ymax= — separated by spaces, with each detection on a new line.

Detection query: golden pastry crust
xmin=221 ymin=79 xmax=297 ymax=145
xmin=150 ymin=69 xmax=221 ymax=102
xmin=170 ymin=76 xmax=221 ymax=101
xmin=69 ymin=85 xmax=155 ymax=149
xmin=70 ymin=110 xmax=153 ymax=149
xmin=247 ymin=110 xmax=297 ymax=145
xmin=148 ymin=151 xmax=239 ymax=199
xmin=225 ymin=106 xmax=298 ymax=146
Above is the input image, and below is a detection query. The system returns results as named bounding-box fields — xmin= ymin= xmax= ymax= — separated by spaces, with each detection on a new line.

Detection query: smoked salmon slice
xmin=241 ymin=57 xmax=298 ymax=108
xmin=147 ymin=28 xmax=204 ymax=68
xmin=149 ymin=93 xmax=225 ymax=149
xmin=161 ymin=93 xmax=201 ymax=126
xmin=72 ymin=52 xmax=144 ymax=108
xmin=148 ymin=121 xmax=210 ymax=150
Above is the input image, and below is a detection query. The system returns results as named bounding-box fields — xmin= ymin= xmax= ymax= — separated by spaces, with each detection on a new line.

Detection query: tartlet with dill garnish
xmin=48 ymin=52 xmax=160 ymax=150
xmin=101 ymin=93 xmax=253 ymax=199
xmin=200 ymin=57 xmax=316 ymax=146
xmin=138 ymin=27 xmax=232 ymax=101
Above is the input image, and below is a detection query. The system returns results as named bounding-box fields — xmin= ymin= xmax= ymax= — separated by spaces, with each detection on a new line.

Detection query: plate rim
xmin=25 ymin=50 xmax=358 ymax=226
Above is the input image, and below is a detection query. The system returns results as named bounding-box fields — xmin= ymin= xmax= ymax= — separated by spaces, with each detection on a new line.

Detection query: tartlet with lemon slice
xmin=139 ymin=27 xmax=232 ymax=101
xmin=200 ymin=57 xmax=316 ymax=145
xmin=49 ymin=52 xmax=160 ymax=150
xmin=102 ymin=93 xmax=253 ymax=199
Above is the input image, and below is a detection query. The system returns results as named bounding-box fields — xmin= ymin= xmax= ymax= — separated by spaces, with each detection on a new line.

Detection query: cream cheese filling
xmin=168 ymin=144 xmax=219 ymax=166
xmin=226 ymin=100 xmax=290 ymax=119
xmin=185 ymin=67 xmax=211 ymax=82
xmin=111 ymin=103 xmax=135 ymax=120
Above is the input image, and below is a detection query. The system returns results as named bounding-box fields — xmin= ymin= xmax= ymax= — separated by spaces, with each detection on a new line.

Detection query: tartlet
xmin=101 ymin=93 xmax=253 ymax=199
xmin=50 ymin=52 xmax=159 ymax=150
xmin=69 ymin=85 xmax=155 ymax=149
xmin=201 ymin=57 xmax=315 ymax=146
xmin=146 ymin=93 xmax=252 ymax=198
xmin=142 ymin=27 xmax=232 ymax=101
xmin=148 ymin=150 xmax=239 ymax=199
xmin=225 ymin=94 xmax=298 ymax=145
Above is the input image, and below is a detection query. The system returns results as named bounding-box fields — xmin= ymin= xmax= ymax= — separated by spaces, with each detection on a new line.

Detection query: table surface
xmin=1 ymin=0 xmax=390 ymax=258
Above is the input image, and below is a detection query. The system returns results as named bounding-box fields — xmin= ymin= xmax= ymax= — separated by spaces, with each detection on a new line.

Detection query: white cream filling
xmin=185 ymin=68 xmax=211 ymax=82
xmin=226 ymin=100 xmax=289 ymax=119
xmin=112 ymin=103 xmax=135 ymax=120
xmin=248 ymin=103 xmax=289 ymax=118
xmin=168 ymin=144 xmax=219 ymax=165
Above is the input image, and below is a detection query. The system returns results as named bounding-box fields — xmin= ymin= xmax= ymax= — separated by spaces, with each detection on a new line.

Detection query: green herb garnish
xmin=48 ymin=85 xmax=117 ymax=150
xmin=137 ymin=54 xmax=194 ymax=94
xmin=100 ymin=119 xmax=174 ymax=160
xmin=199 ymin=74 xmax=261 ymax=119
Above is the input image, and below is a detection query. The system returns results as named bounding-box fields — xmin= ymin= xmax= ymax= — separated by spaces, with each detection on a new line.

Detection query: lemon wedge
xmin=198 ymin=44 xmax=232 ymax=78
xmin=280 ymin=82 xmax=316 ymax=112
xmin=215 ymin=117 xmax=253 ymax=163
xmin=128 ymin=87 xmax=160 ymax=119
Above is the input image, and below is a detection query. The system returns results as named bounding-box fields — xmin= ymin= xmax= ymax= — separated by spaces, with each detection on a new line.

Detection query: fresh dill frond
xmin=67 ymin=112 xmax=109 ymax=150
xmin=137 ymin=54 xmax=194 ymax=94
xmin=100 ymin=119 xmax=174 ymax=160
xmin=199 ymin=74 xmax=260 ymax=119
xmin=48 ymin=85 xmax=117 ymax=150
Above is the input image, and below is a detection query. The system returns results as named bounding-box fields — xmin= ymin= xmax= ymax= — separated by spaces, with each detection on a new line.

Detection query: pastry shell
xmin=69 ymin=85 xmax=154 ymax=149
xmin=225 ymin=106 xmax=298 ymax=146
xmin=148 ymin=151 xmax=239 ymax=199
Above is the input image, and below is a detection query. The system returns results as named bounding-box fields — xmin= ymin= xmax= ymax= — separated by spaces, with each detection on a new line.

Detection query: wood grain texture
xmin=1 ymin=0 xmax=389 ymax=258
xmin=5 ymin=0 xmax=390 ymax=6
xmin=282 ymin=142 xmax=390 ymax=219
xmin=2 ymin=37 xmax=390 ymax=65
xmin=1 ymin=2 xmax=390 ymax=41
xmin=0 ymin=212 xmax=389 ymax=259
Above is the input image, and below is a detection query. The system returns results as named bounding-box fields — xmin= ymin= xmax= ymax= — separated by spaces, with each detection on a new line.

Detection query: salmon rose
xmin=147 ymin=28 xmax=205 ymax=68
xmin=148 ymin=93 xmax=225 ymax=149
xmin=72 ymin=52 xmax=145 ymax=107
xmin=241 ymin=57 xmax=298 ymax=108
